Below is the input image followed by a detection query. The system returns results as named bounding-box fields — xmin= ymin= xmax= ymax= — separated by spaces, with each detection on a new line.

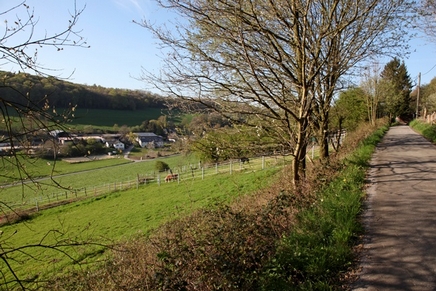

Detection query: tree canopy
xmin=0 ymin=71 xmax=167 ymax=111
xmin=380 ymin=58 xmax=412 ymax=119
xmin=140 ymin=0 xmax=416 ymax=183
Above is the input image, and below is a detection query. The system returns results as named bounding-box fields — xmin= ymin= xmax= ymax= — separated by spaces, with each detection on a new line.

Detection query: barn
xmin=135 ymin=132 xmax=164 ymax=148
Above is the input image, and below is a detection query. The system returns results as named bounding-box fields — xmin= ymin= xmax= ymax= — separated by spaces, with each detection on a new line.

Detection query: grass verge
xmin=409 ymin=119 xmax=436 ymax=142
xmin=259 ymin=123 xmax=389 ymax=290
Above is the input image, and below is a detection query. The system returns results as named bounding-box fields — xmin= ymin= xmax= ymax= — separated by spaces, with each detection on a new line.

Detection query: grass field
xmin=0 ymin=119 xmax=388 ymax=290
xmin=0 ymin=154 xmax=201 ymax=206
xmin=0 ymin=154 xmax=288 ymax=208
xmin=0 ymin=155 xmax=132 ymax=185
xmin=0 ymin=166 xmax=281 ymax=286
xmin=69 ymin=108 xmax=166 ymax=127
xmin=1 ymin=108 xmax=178 ymax=133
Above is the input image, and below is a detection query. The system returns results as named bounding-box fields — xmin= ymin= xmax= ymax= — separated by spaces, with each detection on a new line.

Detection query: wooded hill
xmin=0 ymin=71 xmax=170 ymax=111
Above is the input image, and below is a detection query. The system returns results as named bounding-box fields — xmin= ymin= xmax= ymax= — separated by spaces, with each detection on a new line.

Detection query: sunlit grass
xmin=410 ymin=119 xmax=436 ymax=143
xmin=0 ymin=167 xmax=280 ymax=285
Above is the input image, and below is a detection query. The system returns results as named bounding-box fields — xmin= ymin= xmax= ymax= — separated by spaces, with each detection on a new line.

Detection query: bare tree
xmin=0 ymin=1 xmax=88 ymax=73
xmin=0 ymin=2 xmax=93 ymax=289
xmin=416 ymin=0 xmax=436 ymax=42
xmin=361 ymin=63 xmax=383 ymax=125
xmin=305 ymin=0 xmax=413 ymax=162
xmin=0 ymin=1 xmax=87 ymax=184
xmin=139 ymin=0 xmax=415 ymax=183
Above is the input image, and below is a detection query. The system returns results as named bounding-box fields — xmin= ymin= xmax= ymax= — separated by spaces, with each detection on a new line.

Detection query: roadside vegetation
xmin=409 ymin=119 xmax=436 ymax=142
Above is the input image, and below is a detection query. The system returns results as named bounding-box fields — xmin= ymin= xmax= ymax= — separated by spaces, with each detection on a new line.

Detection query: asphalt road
xmin=352 ymin=125 xmax=436 ymax=290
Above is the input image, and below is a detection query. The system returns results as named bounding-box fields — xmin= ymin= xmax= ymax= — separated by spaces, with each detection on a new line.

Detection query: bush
xmin=155 ymin=160 xmax=170 ymax=172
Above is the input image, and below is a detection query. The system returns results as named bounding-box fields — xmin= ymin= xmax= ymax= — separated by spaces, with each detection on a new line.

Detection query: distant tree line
xmin=0 ymin=71 xmax=170 ymax=111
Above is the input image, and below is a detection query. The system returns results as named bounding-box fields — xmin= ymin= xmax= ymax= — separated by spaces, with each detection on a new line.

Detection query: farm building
xmin=105 ymin=139 xmax=125 ymax=150
xmin=135 ymin=132 xmax=164 ymax=148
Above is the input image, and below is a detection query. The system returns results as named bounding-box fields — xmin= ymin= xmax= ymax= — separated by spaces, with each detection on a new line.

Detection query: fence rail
xmin=7 ymin=155 xmax=292 ymax=214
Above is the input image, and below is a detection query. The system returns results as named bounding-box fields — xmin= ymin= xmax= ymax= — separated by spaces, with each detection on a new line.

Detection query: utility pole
xmin=416 ymin=72 xmax=421 ymax=118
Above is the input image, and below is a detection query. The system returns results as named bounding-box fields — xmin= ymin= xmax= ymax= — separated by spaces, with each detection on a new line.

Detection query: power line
xmin=422 ymin=63 xmax=436 ymax=76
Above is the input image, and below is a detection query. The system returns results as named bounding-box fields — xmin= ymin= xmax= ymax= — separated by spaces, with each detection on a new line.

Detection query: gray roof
xmin=136 ymin=132 xmax=159 ymax=137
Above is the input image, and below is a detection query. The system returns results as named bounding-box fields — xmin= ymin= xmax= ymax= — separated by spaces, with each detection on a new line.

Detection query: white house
xmin=105 ymin=140 xmax=125 ymax=150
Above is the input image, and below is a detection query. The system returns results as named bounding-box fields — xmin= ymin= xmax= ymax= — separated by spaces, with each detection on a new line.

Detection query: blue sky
xmin=2 ymin=0 xmax=436 ymax=92
xmin=1 ymin=0 xmax=167 ymax=91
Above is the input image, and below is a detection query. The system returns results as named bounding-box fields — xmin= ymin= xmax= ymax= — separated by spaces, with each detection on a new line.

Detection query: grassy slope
xmin=69 ymin=108 xmax=165 ymax=127
xmin=0 ymin=155 xmax=132 ymax=184
xmin=1 ymin=167 xmax=280 ymax=285
xmin=409 ymin=119 xmax=436 ymax=142
xmin=0 ymin=119 xmax=390 ymax=290
xmin=0 ymin=154 xmax=199 ymax=205
xmin=44 ymin=122 xmax=388 ymax=291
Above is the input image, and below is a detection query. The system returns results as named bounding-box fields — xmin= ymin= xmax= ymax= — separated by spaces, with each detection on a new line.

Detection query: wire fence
xmin=23 ymin=155 xmax=292 ymax=213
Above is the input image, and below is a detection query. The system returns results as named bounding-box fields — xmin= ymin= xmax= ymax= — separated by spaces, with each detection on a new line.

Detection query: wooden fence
xmin=27 ymin=155 xmax=291 ymax=212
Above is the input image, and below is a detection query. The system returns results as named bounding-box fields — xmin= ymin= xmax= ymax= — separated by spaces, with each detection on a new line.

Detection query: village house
xmin=101 ymin=134 xmax=125 ymax=150
xmin=135 ymin=132 xmax=164 ymax=148
xmin=104 ymin=139 xmax=125 ymax=150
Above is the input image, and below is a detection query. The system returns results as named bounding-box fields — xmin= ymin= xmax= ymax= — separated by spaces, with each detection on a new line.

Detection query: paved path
xmin=352 ymin=125 xmax=436 ymax=290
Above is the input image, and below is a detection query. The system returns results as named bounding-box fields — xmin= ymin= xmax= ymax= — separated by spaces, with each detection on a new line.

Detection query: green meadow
xmin=0 ymin=166 xmax=280 ymax=285
xmin=0 ymin=154 xmax=287 ymax=211
xmin=0 ymin=108 xmax=177 ymax=132
xmin=69 ymin=108 xmax=165 ymax=127
xmin=0 ymin=155 xmax=132 ymax=184
xmin=0 ymin=154 xmax=200 ymax=205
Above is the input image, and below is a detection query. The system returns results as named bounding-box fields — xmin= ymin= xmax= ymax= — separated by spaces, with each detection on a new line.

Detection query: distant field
xmin=1 ymin=108 xmax=178 ymax=130
xmin=0 ymin=155 xmax=290 ymax=210
xmin=69 ymin=108 xmax=165 ymax=127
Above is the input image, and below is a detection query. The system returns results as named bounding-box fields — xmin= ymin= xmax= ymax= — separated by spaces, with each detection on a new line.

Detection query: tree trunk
xmin=319 ymin=130 xmax=329 ymax=162
xmin=318 ymin=111 xmax=330 ymax=163
xmin=292 ymin=119 xmax=309 ymax=184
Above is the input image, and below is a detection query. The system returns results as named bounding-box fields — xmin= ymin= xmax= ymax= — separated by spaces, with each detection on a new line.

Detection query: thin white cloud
xmin=113 ymin=0 xmax=149 ymax=16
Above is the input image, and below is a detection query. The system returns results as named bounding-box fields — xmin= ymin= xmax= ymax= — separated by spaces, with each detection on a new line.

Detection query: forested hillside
xmin=0 ymin=71 xmax=169 ymax=110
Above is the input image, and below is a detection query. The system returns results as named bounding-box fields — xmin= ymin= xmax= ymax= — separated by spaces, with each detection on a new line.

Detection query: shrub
xmin=154 ymin=160 xmax=170 ymax=172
